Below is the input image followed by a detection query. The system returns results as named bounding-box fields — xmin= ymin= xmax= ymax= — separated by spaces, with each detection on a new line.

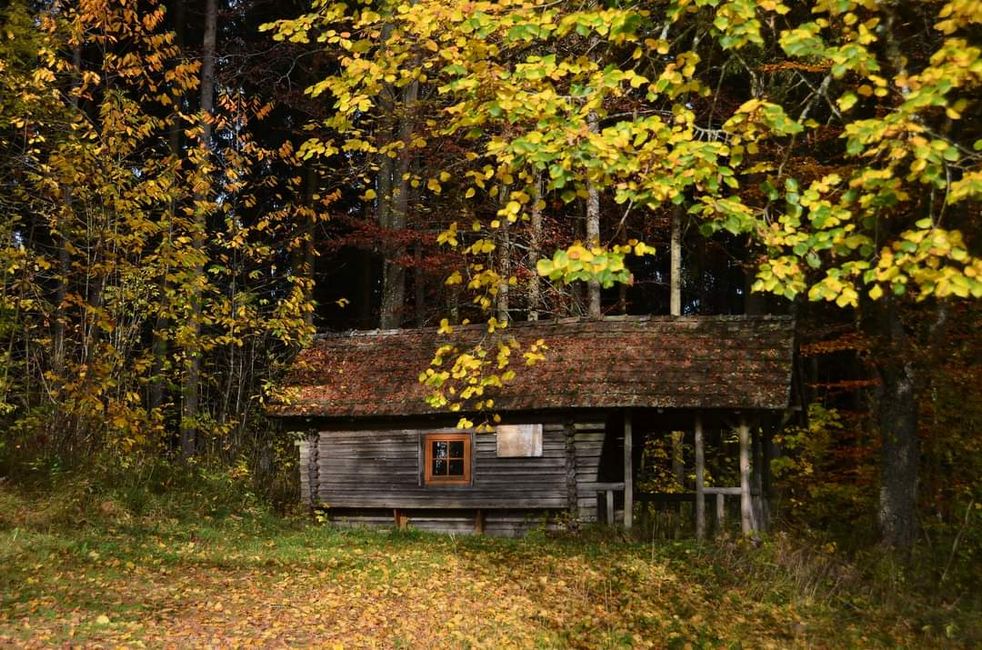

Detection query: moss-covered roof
xmin=269 ymin=315 xmax=795 ymax=419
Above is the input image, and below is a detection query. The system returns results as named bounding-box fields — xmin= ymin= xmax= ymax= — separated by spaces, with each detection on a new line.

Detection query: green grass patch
xmin=0 ymin=483 xmax=976 ymax=648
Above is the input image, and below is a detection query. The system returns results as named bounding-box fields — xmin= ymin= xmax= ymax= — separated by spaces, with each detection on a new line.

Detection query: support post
xmin=307 ymin=430 xmax=319 ymax=509
xmin=564 ymin=423 xmax=579 ymax=519
xmin=695 ymin=413 xmax=705 ymax=541
xmin=394 ymin=508 xmax=410 ymax=530
xmin=606 ymin=490 xmax=615 ymax=526
xmin=624 ymin=412 xmax=633 ymax=530
xmin=752 ymin=426 xmax=765 ymax=532
xmin=739 ymin=417 xmax=753 ymax=535
xmin=716 ymin=493 xmax=725 ymax=533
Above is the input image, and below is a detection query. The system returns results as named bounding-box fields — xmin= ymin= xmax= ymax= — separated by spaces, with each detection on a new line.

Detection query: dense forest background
xmin=0 ymin=0 xmax=978 ymax=588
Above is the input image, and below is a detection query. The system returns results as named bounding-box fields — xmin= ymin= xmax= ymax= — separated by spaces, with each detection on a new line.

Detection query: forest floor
xmin=0 ymin=485 xmax=974 ymax=648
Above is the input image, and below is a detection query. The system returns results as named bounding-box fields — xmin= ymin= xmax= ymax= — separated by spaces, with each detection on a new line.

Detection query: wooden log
xmin=624 ymin=412 xmax=633 ymax=530
xmin=739 ymin=417 xmax=752 ymax=535
xmin=695 ymin=414 xmax=705 ymax=541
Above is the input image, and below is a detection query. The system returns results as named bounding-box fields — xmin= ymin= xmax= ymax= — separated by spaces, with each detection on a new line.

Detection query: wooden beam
xmin=695 ymin=413 xmax=705 ymax=541
xmin=739 ymin=417 xmax=752 ymax=535
xmin=624 ymin=412 xmax=633 ymax=530
xmin=606 ymin=489 xmax=615 ymax=526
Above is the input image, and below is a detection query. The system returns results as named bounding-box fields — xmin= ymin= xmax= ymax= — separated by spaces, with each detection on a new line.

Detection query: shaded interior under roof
xmin=269 ymin=315 xmax=795 ymax=419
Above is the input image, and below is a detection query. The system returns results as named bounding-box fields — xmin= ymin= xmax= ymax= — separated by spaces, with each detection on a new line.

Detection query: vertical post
xmin=694 ymin=413 xmax=705 ymax=541
xmin=739 ymin=417 xmax=753 ymax=535
xmin=606 ymin=490 xmax=615 ymax=526
xmin=716 ymin=493 xmax=725 ymax=533
xmin=752 ymin=426 xmax=765 ymax=532
xmin=762 ymin=428 xmax=774 ymax=532
xmin=307 ymin=430 xmax=319 ymax=509
xmin=564 ymin=423 xmax=579 ymax=519
xmin=623 ymin=412 xmax=633 ymax=530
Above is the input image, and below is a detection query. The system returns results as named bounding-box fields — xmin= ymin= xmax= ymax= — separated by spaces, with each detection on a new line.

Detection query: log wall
xmin=299 ymin=420 xmax=607 ymax=535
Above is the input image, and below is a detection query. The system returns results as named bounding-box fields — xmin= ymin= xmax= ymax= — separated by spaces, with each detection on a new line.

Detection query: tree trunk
xmin=52 ymin=44 xmax=83 ymax=379
xmin=497 ymin=186 xmax=511 ymax=322
xmin=670 ymin=206 xmax=682 ymax=317
xmin=150 ymin=0 xmax=185 ymax=413
xmin=867 ymin=299 xmax=919 ymax=550
xmin=586 ymin=113 xmax=601 ymax=319
xmin=181 ymin=0 xmax=217 ymax=458
xmin=379 ymin=77 xmax=416 ymax=329
xmin=527 ymin=176 xmax=542 ymax=320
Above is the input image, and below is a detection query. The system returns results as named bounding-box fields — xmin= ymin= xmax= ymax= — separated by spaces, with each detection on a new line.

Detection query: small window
xmin=424 ymin=433 xmax=472 ymax=485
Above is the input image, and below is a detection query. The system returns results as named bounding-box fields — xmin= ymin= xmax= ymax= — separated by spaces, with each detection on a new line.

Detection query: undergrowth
xmin=0 ymin=466 xmax=978 ymax=647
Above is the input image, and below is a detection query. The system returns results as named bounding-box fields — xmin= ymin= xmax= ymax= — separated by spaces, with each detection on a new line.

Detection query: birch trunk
xmin=586 ymin=113 xmax=601 ymax=319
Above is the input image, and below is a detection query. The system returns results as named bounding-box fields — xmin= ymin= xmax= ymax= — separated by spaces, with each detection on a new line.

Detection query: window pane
xmin=449 ymin=441 xmax=464 ymax=458
xmin=448 ymin=459 xmax=464 ymax=476
xmin=433 ymin=458 xmax=447 ymax=476
xmin=433 ymin=441 xmax=448 ymax=459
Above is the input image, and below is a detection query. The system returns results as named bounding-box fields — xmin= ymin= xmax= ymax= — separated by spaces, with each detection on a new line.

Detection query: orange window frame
xmin=423 ymin=433 xmax=472 ymax=485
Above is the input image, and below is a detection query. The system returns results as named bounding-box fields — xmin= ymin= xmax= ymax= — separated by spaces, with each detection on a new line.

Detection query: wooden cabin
xmin=269 ymin=315 xmax=795 ymax=536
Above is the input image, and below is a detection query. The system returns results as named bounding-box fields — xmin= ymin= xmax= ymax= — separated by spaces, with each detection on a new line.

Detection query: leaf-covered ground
xmin=0 ymin=491 xmax=969 ymax=648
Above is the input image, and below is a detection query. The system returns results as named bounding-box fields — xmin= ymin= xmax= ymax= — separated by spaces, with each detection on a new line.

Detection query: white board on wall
xmin=496 ymin=424 xmax=543 ymax=457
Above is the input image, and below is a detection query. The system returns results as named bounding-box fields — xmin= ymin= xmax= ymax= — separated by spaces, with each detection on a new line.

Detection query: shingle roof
xmin=269 ymin=315 xmax=795 ymax=419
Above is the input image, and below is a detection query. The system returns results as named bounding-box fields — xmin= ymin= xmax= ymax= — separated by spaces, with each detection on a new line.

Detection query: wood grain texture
xmin=298 ymin=421 xmax=610 ymax=532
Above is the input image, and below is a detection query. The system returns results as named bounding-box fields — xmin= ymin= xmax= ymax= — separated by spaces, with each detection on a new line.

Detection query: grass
xmin=0 ymin=483 xmax=976 ymax=648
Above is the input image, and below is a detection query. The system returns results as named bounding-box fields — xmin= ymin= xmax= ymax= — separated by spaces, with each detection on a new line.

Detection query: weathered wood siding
xmin=298 ymin=421 xmax=608 ymax=534
xmin=312 ymin=426 xmax=567 ymax=509
xmin=573 ymin=422 xmax=606 ymax=522
xmin=325 ymin=508 xmax=560 ymax=537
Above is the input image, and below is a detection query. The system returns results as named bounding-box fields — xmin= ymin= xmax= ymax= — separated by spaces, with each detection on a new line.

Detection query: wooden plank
xmin=739 ymin=417 xmax=752 ymax=535
xmin=316 ymin=495 xmax=568 ymax=509
xmin=572 ymin=422 xmax=606 ymax=431
xmin=695 ymin=414 xmax=705 ymax=541
xmin=636 ymin=493 xmax=693 ymax=504
xmin=624 ymin=412 xmax=633 ymax=530
xmin=704 ymin=487 xmax=742 ymax=495
xmin=606 ymin=490 xmax=615 ymax=526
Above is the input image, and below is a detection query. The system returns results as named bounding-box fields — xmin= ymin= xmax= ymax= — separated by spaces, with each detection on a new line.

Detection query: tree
xmin=270 ymin=0 xmax=980 ymax=548
xmin=0 ymin=0 xmax=315 ymax=470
